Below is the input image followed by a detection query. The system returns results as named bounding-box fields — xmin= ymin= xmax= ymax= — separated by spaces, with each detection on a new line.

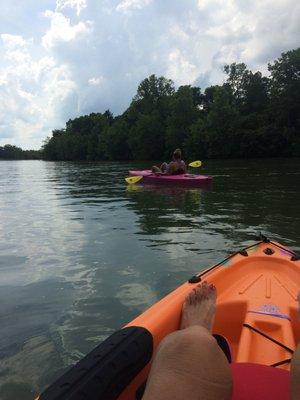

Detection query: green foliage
xmin=99 ymin=118 xmax=131 ymax=160
xmin=268 ymin=48 xmax=300 ymax=129
xmin=165 ymin=85 xmax=200 ymax=154
xmin=134 ymin=74 xmax=175 ymax=102
xmin=39 ymin=48 xmax=299 ymax=161
xmin=0 ymin=144 xmax=41 ymax=160
xmin=128 ymin=111 xmax=165 ymax=160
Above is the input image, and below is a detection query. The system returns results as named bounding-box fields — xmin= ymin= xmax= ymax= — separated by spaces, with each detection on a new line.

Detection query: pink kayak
xmin=128 ymin=170 xmax=212 ymax=186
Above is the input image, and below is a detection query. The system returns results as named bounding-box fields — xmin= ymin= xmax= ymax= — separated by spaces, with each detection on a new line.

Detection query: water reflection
xmin=126 ymin=185 xmax=206 ymax=234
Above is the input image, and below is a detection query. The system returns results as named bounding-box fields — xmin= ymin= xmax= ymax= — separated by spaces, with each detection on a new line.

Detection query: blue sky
xmin=0 ymin=0 xmax=299 ymax=149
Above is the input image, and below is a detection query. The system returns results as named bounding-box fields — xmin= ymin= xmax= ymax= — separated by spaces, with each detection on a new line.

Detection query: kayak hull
xmin=128 ymin=170 xmax=212 ymax=186
xmin=38 ymin=239 xmax=300 ymax=400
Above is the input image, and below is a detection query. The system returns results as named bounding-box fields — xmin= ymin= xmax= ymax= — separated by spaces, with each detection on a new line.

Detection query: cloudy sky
xmin=0 ymin=0 xmax=299 ymax=149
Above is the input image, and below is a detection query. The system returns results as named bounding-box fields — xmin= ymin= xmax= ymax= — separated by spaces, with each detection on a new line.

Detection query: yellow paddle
xmin=125 ymin=175 xmax=143 ymax=184
xmin=188 ymin=160 xmax=202 ymax=167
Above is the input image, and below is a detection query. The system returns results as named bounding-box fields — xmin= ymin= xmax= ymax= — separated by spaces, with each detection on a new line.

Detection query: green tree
xmin=205 ymin=86 xmax=240 ymax=157
xmin=224 ymin=62 xmax=248 ymax=106
xmin=165 ymin=85 xmax=201 ymax=154
xmin=242 ymin=72 xmax=269 ymax=114
xmin=134 ymin=74 xmax=175 ymax=102
xmin=268 ymin=48 xmax=300 ymax=128
xmin=99 ymin=118 xmax=131 ymax=160
xmin=41 ymin=48 xmax=300 ymax=161
xmin=128 ymin=111 xmax=165 ymax=160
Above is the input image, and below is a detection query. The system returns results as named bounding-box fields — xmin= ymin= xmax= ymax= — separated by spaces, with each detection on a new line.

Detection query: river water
xmin=0 ymin=159 xmax=299 ymax=399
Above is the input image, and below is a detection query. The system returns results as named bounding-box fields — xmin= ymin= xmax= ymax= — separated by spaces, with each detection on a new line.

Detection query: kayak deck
xmin=128 ymin=170 xmax=212 ymax=186
xmin=126 ymin=241 xmax=300 ymax=371
xmin=38 ymin=239 xmax=300 ymax=400
xmin=213 ymin=253 xmax=300 ymax=367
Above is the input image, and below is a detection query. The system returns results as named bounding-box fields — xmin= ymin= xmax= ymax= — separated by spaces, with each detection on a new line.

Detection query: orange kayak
xmin=38 ymin=237 xmax=300 ymax=399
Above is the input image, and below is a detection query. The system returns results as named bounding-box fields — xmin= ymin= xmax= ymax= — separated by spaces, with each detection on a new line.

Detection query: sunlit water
xmin=0 ymin=159 xmax=300 ymax=399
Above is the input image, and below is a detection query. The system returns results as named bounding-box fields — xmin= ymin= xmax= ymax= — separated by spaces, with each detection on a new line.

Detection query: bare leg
xmin=160 ymin=162 xmax=168 ymax=173
xmin=142 ymin=283 xmax=232 ymax=400
xmin=290 ymin=293 xmax=300 ymax=399
xmin=152 ymin=165 xmax=162 ymax=174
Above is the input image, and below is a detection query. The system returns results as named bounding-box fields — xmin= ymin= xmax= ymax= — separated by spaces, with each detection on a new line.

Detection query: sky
xmin=0 ymin=0 xmax=299 ymax=149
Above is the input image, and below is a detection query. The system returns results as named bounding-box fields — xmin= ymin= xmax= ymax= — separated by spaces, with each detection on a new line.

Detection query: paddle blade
xmin=125 ymin=176 xmax=143 ymax=184
xmin=189 ymin=160 xmax=202 ymax=168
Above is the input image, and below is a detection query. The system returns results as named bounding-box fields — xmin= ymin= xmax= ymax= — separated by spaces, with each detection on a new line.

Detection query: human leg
xmin=152 ymin=165 xmax=162 ymax=173
xmin=142 ymin=283 xmax=232 ymax=400
xmin=160 ymin=162 xmax=168 ymax=173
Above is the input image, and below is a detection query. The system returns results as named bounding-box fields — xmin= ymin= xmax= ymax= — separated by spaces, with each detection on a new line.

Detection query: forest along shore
xmin=1 ymin=48 xmax=299 ymax=162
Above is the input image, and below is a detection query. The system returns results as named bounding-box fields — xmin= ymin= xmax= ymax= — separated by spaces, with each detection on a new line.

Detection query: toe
xmin=194 ymin=285 xmax=204 ymax=301
xmin=201 ymin=282 xmax=210 ymax=299
xmin=186 ymin=291 xmax=195 ymax=305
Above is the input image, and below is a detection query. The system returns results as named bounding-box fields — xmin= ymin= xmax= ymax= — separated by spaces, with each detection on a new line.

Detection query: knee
xmin=157 ymin=326 xmax=215 ymax=358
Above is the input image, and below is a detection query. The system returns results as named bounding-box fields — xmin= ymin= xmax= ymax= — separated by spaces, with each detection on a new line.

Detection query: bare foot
xmin=180 ymin=282 xmax=217 ymax=332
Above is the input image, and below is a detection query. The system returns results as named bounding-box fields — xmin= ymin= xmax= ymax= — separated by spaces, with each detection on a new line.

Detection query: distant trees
xmin=0 ymin=145 xmax=41 ymax=160
xmin=40 ymin=48 xmax=300 ymax=161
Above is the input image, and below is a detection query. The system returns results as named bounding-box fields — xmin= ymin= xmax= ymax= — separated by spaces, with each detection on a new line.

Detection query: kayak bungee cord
xmin=243 ymin=323 xmax=294 ymax=368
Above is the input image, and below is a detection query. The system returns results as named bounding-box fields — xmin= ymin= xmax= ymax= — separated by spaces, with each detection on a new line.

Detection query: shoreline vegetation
xmin=0 ymin=145 xmax=41 ymax=160
xmin=1 ymin=48 xmax=299 ymax=161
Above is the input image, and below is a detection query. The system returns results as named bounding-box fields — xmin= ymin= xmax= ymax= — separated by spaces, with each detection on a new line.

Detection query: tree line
xmin=2 ymin=48 xmax=299 ymax=161
xmin=0 ymin=145 xmax=41 ymax=160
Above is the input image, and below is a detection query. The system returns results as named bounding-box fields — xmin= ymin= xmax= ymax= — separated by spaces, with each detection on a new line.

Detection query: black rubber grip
xmin=39 ymin=326 xmax=153 ymax=400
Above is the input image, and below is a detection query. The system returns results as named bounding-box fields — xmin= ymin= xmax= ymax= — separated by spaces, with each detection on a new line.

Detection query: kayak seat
xmin=231 ymin=363 xmax=290 ymax=399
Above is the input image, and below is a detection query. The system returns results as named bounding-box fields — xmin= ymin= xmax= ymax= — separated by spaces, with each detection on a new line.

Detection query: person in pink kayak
xmin=152 ymin=148 xmax=187 ymax=175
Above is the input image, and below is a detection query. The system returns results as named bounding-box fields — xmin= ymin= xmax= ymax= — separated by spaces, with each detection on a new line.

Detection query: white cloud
xmin=0 ymin=32 xmax=78 ymax=148
xmin=166 ymin=49 xmax=198 ymax=86
xmin=88 ymin=77 xmax=104 ymax=86
xmin=1 ymin=33 xmax=28 ymax=49
xmin=203 ymin=0 xmax=300 ymax=69
xmin=116 ymin=0 xmax=152 ymax=14
xmin=56 ymin=0 xmax=87 ymax=16
xmin=42 ymin=11 xmax=92 ymax=50
xmin=0 ymin=0 xmax=299 ymax=149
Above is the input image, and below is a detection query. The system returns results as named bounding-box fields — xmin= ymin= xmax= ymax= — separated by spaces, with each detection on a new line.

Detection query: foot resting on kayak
xmin=180 ymin=282 xmax=216 ymax=331
xmin=142 ymin=283 xmax=232 ymax=400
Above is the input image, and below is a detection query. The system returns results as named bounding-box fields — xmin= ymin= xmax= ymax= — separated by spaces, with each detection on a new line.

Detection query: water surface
xmin=0 ymin=159 xmax=299 ymax=399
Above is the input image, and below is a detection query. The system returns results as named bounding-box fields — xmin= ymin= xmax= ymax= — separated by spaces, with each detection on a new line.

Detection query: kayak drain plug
xmin=188 ymin=275 xmax=201 ymax=284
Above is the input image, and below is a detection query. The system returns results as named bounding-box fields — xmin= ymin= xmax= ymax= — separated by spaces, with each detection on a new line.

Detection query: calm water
xmin=0 ymin=159 xmax=300 ymax=399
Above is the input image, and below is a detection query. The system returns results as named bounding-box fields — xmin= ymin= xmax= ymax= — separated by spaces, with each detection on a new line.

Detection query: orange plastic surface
xmin=119 ymin=241 xmax=300 ymax=399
